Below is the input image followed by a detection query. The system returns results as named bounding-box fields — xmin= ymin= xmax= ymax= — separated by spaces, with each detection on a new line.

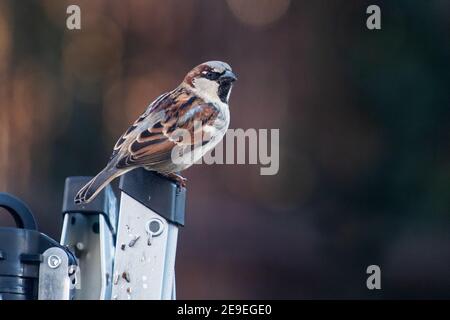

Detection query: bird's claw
xmin=166 ymin=173 xmax=187 ymax=189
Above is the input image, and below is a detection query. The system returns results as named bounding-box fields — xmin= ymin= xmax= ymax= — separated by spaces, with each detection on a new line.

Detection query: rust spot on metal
xmin=122 ymin=271 xmax=131 ymax=283
xmin=128 ymin=235 xmax=141 ymax=247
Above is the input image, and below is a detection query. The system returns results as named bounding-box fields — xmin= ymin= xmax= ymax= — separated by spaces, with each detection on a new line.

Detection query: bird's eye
xmin=205 ymin=71 xmax=219 ymax=80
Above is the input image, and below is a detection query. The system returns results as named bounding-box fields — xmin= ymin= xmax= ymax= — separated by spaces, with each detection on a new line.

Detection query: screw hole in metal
xmin=145 ymin=218 xmax=164 ymax=236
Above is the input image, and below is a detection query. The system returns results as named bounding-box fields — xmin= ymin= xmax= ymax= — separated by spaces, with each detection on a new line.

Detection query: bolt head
xmin=48 ymin=255 xmax=62 ymax=269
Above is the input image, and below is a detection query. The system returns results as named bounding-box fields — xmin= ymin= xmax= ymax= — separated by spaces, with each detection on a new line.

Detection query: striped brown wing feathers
xmin=110 ymin=124 xmax=138 ymax=160
xmin=109 ymin=91 xmax=175 ymax=160
xmin=114 ymin=89 xmax=219 ymax=169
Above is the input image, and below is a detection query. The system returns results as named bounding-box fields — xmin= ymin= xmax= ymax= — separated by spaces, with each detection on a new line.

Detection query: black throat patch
xmin=218 ymin=81 xmax=232 ymax=103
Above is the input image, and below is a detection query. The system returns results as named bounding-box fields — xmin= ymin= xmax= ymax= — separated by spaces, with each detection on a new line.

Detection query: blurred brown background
xmin=0 ymin=0 xmax=449 ymax=298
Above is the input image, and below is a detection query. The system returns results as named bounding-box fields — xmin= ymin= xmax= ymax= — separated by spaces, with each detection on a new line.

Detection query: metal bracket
xmin=57 ymin=170 xmax=185 ymax=300
xmin=38 ymin=247 xmax=74 ymax=300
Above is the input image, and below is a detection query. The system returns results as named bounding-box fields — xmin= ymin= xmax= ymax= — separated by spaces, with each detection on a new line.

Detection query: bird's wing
xmin=109 ymin=92 xmax=171 ymax=160
xmin=110 ymin=89 xmax=220 ymax=169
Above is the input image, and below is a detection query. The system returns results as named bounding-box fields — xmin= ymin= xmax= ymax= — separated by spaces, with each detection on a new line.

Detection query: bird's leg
xmin=164 ymin=172 xmax=188 ymax=188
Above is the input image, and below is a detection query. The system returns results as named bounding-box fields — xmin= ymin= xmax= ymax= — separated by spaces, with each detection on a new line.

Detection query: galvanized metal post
xmin=111 ymin=168 xmax=186 ymax=300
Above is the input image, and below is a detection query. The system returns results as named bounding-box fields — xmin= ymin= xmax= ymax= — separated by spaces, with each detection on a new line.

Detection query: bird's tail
xmin=74 ymin=165 xmax=123 ymax=204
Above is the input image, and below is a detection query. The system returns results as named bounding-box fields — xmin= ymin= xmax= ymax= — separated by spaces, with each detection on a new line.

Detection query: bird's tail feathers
xmin=74 ymin=166 xmax=122 ymax=204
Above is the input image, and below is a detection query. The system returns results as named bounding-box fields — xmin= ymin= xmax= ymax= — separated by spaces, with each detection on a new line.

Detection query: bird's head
xmin=183 ymin=61 xmax=237 ymax=104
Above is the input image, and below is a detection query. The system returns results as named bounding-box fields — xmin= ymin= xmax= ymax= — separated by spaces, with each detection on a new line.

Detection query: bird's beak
xmin=219 ymin=70 xmax=237 ymax=82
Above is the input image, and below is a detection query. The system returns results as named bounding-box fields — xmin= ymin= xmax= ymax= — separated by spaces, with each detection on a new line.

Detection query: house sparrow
xmin=74 ymin=61 xmax=237 ymax=204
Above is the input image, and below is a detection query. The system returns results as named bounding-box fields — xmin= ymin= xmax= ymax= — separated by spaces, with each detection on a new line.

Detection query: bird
xmin=74 ymin=61 xmax=237 ymax=204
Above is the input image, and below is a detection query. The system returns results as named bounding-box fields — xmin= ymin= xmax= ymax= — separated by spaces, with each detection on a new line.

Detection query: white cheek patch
xmin=193 ymin=77 xmax=220 ymax=103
